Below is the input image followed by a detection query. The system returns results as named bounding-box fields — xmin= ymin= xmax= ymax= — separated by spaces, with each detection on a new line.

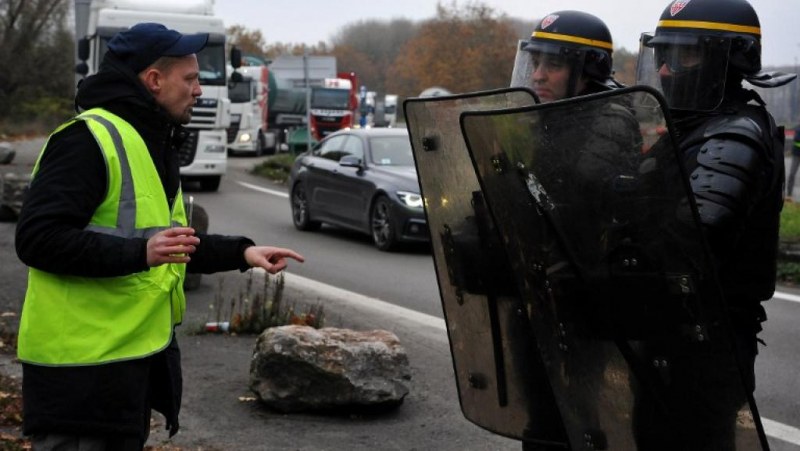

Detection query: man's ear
xmin=139 ymin=68 xmax=162 ymax=95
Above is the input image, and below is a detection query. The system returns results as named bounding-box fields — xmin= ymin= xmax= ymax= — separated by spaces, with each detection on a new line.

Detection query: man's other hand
xmin=147 ymin=227 xmax=200 ymax=266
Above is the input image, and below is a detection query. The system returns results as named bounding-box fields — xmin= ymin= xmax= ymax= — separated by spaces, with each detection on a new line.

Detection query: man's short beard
xmin=178 ymin=108 xmax=193 ymax=125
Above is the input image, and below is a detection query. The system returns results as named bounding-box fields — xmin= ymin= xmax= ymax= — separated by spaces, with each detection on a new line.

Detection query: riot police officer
xmin=511 ymin=12 xmax=642 ymax=451
xmin=635 ymin=0 xmax=794 ymax=448
xmin=510 ymin=10 xmax=623 ymax=102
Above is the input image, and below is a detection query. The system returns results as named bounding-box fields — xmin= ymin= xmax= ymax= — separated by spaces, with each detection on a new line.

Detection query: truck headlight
xmin=238 ymin=132 xmax=252 ymax=143
xmin=397 ymin=191 xmax=423 ymax=208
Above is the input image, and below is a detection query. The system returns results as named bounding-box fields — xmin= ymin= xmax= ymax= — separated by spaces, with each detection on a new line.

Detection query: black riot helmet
xmin=636 ymin=0 xmax=762 ymax=112
xmin=511 ymin=11 xmax=616 ymax=99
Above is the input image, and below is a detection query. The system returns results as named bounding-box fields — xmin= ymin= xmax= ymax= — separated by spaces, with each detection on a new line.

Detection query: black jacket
xmin=674 ymin=87 xmax=782 ymax=327
xmin=15 ymin=52 xmax=253 ymax=439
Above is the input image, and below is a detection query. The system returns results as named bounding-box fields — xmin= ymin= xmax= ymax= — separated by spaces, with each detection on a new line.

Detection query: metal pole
xmin=304 ymin=46 xmax=311 ymax=153
xmin=794 ymin=51 xmax=799 ymax=125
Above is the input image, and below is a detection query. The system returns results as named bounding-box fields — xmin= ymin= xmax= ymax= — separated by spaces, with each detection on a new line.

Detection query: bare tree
xmin=389 ymin=1 xmax=518 ymax=98
xmin=0 ymin=0 xmax=72 ymax=121
xmin=331 ymin=18 xmax=418 ymax=95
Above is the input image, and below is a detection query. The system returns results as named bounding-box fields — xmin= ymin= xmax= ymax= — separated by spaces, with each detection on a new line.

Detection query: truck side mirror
xmin=77 ymin=37 xmax=90 ymax=61
xmin=230 ymin=46 xmax=242 ymax=69
xmin=230 ymin=71 xmax=243 ymax=83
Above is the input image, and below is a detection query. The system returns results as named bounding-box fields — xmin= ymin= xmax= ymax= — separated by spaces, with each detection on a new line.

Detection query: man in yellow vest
xmin=15 ymin=23 xmax=304 ymax=450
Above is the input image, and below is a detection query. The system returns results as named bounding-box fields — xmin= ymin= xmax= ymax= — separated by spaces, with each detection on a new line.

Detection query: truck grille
xmin=226 ymin=123 xmax=240 ymax=143
xmin=188 ymin=109 xmax=218 ymax=129
xmin=178 ymin=130 xmax=198 ymax=167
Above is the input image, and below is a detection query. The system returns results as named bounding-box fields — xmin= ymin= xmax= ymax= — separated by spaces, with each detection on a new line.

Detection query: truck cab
xmin=74 ymin=0 xmax=233 ymax=191
xmin=227 ymin=65 xmax=275 ymax=155
xmin=309 ymin=78 xmax=355 ymax=141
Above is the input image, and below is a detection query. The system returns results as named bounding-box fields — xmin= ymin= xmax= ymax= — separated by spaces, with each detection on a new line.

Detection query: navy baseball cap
xmin=107 ymin=22 xmax=209 ymax=74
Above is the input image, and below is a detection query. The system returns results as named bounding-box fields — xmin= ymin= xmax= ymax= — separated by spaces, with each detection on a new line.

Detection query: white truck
xmin=227 ymin=65 xmax=274 ymax=155
xmin=73 ymin=0 xmax=233 ymax=191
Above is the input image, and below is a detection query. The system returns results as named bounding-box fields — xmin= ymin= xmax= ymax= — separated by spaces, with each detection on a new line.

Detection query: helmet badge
xmin=540 ymin=14 xmax=559 ymax=29
xmin=670 ymin=0 xmax=691 ymax=17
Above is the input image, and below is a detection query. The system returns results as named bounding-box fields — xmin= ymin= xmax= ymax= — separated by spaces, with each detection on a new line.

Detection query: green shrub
xmin=781 ymin=201 xmax=800 ymax=243
xmin=251 ymin=154 xmax=296 ymax=184
xmin=204 ymin=271 xmax=324 ymax=335
xmin=777 ymin=261 xmax=800 ymax=285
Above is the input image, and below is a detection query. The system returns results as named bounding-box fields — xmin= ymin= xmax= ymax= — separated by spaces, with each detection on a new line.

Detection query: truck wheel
xmin=263 ymin=131 xmax=276 ymax=155
xmin=199 ymin=176 xmax=221 ymax=192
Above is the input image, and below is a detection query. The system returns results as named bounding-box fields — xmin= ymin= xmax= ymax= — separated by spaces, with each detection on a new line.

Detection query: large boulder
xmin=249 ymin=325 xmax=411 ymax=413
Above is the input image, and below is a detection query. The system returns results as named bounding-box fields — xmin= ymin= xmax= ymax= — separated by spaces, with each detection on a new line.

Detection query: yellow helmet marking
xmin=658 ymin=20 xmax=761 ymax=36
xmin=531 ymin=31 xmax=613 ymax=50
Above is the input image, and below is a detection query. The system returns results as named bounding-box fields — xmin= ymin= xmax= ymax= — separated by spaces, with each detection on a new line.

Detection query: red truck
xmin=308 ymin=71 xmax=359 ymax=142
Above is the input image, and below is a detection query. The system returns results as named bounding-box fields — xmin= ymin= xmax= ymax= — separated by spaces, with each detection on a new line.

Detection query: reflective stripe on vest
xmin=18 ymin=108 xmax=188 ymax=366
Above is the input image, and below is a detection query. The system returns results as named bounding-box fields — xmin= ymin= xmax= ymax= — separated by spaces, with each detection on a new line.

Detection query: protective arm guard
xmin=686 ymin=116 xmax=772 ymax=229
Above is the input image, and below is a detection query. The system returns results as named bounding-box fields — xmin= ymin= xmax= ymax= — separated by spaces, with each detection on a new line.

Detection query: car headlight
xmin=397 ymin=191 xmax=423 ymax=208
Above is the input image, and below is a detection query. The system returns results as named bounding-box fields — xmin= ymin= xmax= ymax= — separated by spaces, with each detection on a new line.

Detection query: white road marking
xmin=236 ymin=180 xmax=289 ymax=198
xmin=763 ymin=418 xmax=800 ymax=446
xmin=773 ymin=290 xmax=800 ymax=304
xmin=282 ymin=271 xmax=446 ymax=332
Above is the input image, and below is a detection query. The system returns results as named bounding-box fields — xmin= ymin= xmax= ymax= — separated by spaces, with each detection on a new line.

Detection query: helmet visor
xmin=510 ymin=40 xmax=585 ymax=102
xmin=636 ymin=32 xmax=731 ymax=112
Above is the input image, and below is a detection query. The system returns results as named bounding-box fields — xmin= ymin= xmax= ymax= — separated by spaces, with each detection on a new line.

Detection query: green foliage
xmin=777 ymin=201 xmax=800 ymax=283
xmin=780 ymin=201 xmax=800 ymax=243
xmin=251 ymin=153 xmax=296 ymax=183
xmin=0 ymin=1 xmax=73 ymax=125
xmin=776 ymin=261 xmax=800 ymax=285
xmin=205 ymin=271 xmax=325 ymax=335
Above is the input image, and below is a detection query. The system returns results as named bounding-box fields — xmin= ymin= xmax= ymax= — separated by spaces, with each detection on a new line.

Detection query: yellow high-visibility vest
xmin=18 ymin=108 xmax=187 ymax=365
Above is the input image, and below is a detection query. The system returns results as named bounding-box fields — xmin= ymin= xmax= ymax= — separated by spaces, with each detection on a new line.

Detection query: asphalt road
xmin=1 ymin=140 xmax=799 ymax=449
xmin=0 ymin=140 xmax=521 ymax=450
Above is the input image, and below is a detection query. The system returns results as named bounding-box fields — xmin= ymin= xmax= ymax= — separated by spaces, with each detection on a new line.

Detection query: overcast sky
xmin=214 ymin=0 xmax=798 ymax=67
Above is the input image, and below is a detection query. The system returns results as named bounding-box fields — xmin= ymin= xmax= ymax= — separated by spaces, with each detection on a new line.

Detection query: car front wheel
xmin=291 ymin=183 xmax=321 ymax=231
xmin=371 ymin=195 xmax=397 ymax=251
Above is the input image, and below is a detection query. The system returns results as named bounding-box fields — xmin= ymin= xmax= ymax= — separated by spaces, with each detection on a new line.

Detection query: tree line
xmin=13 ymin=0 xmax=780 ymax=136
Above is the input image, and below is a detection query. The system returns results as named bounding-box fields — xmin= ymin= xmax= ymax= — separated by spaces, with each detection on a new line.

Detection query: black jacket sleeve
xmin=188 ymin=234 xmax=254 ymax=274
xmin=15 ymin=123 xmax=150 ymax=277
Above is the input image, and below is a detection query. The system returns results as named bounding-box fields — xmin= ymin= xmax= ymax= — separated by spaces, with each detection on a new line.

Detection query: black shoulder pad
xmin=696 ymin=138 xmax=760 ymax=183
xmin=690 ymin=138 xmax=762 ymax=227
xmin=702 ymin=116 xmax=765 ymax=148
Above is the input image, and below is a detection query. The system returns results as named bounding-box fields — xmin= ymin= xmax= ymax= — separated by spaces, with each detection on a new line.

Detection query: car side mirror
xmin=339 ymin=155 xmax=363 ymax=168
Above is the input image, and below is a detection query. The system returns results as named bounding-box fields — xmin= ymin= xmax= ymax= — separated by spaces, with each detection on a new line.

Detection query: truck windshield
xmin=228 ymin=79 xmax=254 ymax=103
xmin=197 ymin=44 xmax=226 ymax=86
xmin=312 ymin=88 xmax=350 ymax=110
xmin=96 ymin=33 xmax=227 ymax=86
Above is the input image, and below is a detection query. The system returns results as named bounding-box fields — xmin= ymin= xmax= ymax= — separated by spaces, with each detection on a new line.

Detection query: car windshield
xmin=369 ymin=136 xmax=414 ymax=166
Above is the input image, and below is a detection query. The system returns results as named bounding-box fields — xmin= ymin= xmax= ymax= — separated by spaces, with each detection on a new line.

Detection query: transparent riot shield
xmin=405 ymin=88 xmax=570 ymax=447
xmin=460 ymin=86 xmax=768 ymax=450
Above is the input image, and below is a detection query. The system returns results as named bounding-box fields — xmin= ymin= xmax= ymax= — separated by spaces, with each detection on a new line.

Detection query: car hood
xmin=371 ymin=165 xmax=421 ymax=192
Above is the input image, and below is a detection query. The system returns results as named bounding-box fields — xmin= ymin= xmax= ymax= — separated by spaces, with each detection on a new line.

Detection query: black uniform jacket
xmin=15 ymin=53 xmax=255 ymax=439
